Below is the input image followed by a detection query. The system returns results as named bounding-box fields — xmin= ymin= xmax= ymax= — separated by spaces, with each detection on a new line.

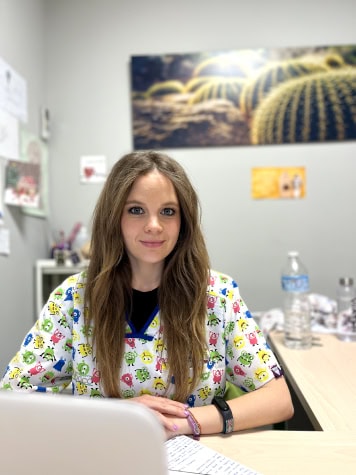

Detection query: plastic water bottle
xmin=336 ymin=277 xmax=356 ymax=342
xmin=281 ymin=251 xmax=312 ymax=349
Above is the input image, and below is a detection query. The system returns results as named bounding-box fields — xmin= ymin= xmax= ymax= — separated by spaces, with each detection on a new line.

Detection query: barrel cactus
xmin=240 ymin=56 xmax=341 ymax=118
xmin=144 ymin=80 xmax=185 ymax=98
xmin=188 ymin=76 xmax=246 ymax=106
xmin=251 ymin=69 xmax=356 ymax=144
xmin=193 ymin=49 xmax=267 ymax=77
xmin=184 ymin=76 xmax=217 ymax=93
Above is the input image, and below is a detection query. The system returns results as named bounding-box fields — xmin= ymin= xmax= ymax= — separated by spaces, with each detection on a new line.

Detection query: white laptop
xmin=0 ymin=390 xmax=168 ymax=475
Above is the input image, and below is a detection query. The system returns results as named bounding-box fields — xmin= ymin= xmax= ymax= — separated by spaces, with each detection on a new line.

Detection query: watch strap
xmin=212 ymin=396 xmax=234 ymax=434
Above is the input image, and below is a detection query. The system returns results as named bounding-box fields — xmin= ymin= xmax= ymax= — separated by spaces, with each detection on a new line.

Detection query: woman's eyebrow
xmin=125 ymin=199 xmax=144 ymax=204
xmin=125 ymin=199 xmax=179 ymax=206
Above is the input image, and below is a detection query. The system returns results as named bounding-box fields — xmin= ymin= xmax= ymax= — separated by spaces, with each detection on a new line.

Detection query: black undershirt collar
xmin=128 ymin=288 xmax=159 ymax=333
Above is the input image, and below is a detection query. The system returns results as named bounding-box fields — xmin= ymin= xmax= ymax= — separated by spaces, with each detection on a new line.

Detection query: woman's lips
xmin=141 ymin=240 xmax=164 ymax=248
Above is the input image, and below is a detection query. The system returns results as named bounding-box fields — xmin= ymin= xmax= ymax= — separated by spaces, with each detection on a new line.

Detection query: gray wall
xmin=0 ymin=0 xmax=48 ymax=372
xmin=44 ymin=0 xmax=356 ymax=306
xmin=1 ymin=0 xmax=356 ymax=371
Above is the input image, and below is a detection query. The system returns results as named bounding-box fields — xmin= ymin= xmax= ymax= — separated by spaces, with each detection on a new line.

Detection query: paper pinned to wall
xmin=0 ymin=56 xmax=28 ymax=123
xmin=80 ymin=155 xmax=107 ymax=183
xmin=0 ymin=227 xmax=10 ymax=256
xmin=0 ymin=108 xmax=19 ymax=160
xmin=0 ymin=159 xmax=4 ymax=222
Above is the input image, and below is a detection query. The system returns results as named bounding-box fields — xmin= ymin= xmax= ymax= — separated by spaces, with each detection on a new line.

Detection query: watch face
xmin=214 ymin=396 xmax=229 ymax=411
xmin=213 ymin=396 xmax=234 ymax=434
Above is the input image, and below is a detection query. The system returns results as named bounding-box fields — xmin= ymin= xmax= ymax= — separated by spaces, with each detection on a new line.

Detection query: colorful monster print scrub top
xmin=1 ymin=270 xmax=283 ymax=404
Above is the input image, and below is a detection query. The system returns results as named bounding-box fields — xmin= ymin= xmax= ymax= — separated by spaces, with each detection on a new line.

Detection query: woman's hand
xmin=133 ymin=394 xmax=188 ymax=436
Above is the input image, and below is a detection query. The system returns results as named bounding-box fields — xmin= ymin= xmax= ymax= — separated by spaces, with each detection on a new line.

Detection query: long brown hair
xmin=84 ymin=150 xmax=210 ymax=401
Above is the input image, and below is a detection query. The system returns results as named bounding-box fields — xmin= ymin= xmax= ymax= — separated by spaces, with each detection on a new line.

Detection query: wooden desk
xmin=200 ymin=430 xmax=356 ymax=475
xmin=268 ymin=331 xmax=356 ymax=431
xmin=198 ymin=332 xmax=356 ymax=474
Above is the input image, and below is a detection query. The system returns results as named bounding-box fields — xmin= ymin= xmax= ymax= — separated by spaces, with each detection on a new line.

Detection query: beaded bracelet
xmin=186 ymin=409 xmax=201 ymax=440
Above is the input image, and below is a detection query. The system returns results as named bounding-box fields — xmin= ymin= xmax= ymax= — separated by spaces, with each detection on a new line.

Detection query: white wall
xmin=1 ymin=0 xmax=356 ymax=371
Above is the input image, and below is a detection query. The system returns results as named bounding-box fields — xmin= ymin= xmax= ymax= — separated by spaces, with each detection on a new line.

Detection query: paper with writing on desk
xmin=165 ymin=435 xmax=262 ymax=475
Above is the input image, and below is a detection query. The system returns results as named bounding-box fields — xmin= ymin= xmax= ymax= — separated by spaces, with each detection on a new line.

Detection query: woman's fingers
xmin=154 ymin=411 xmax=180 ymax=434
xmin=134 ymin=394 xmax=187 ymax=417
xmin=131 ymin=396 xmax=191 ymax=439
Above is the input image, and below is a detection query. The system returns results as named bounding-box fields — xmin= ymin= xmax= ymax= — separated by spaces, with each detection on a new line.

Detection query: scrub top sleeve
xmin=224 ymin=280 xmax=283 ymax=392
xmin=0 ymin=277 xmax=76 ymax=393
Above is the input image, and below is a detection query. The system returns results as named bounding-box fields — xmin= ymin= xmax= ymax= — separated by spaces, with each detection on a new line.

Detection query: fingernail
xmin=184 ymin=409 xmax=190 ymax=417
xmin=173 ymin=424 xmax=179 ymax=431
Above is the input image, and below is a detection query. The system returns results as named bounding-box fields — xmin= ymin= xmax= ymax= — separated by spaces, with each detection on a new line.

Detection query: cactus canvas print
xmin=130 ymin=45 xmax=356 ymax=148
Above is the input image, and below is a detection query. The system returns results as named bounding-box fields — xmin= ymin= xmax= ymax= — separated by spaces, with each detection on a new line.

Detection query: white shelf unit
xmin=35 ymin=259 xmax=88 ymax=318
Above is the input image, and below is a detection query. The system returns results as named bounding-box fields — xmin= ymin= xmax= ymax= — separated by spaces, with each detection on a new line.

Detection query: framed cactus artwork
xmin=130 ymin=45 xmax=356 ymax=149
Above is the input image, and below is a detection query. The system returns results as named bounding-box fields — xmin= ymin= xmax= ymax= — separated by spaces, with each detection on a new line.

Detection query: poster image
xmin=131 ymin=44 xmax=356 ymax=149
xmin=80 ymin=155 xmax=107 ymax=184
xmin=252 ymin=167 xmax=306 ymax=200
xmin=21 ymin=130 xmax=49 ymax=217
xmin=4 ymin=159 xmax=40 ymax=208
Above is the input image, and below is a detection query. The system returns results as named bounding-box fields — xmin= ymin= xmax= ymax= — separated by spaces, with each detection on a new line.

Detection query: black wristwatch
xmin=212 ymin=396 xmax=234 ymax=433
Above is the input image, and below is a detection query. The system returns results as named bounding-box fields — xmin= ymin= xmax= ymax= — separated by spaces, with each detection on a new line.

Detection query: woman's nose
xmin=144 ymin=215 xmax=163 ymax=232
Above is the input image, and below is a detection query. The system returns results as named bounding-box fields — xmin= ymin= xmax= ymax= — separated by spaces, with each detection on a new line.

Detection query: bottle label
xmin=282 ymin=274 xmax=309 ymax=292
xmin=337 ymin=297 xmax=356 ymax=336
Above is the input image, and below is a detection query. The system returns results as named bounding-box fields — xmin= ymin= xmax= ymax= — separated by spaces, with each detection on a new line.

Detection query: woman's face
xmin=121 ymin=170 xmax=181 ymax=271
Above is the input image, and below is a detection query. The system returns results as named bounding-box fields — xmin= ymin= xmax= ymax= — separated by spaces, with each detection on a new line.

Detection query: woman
xmin=1 ymin=150 xmax=293 ymax=438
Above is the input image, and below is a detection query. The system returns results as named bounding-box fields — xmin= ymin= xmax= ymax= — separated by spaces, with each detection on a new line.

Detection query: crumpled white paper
xmin=257 ymin=293 xmax=337 ymax=335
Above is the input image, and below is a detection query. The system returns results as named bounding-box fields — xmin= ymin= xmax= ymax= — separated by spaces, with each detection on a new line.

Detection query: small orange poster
xmin=252 ymin=167 xmax=306 ymax=200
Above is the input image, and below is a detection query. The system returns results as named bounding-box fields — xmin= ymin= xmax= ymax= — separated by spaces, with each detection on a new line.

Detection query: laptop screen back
xmin=0 ymin=391 xmax=168 ymax=475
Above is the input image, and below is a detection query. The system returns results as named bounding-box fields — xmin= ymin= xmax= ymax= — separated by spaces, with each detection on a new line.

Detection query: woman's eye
xmin=161 ymin=208 xmax=175 ymax=216
xmin=128 ymin=207 xmax=144 ymax=215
